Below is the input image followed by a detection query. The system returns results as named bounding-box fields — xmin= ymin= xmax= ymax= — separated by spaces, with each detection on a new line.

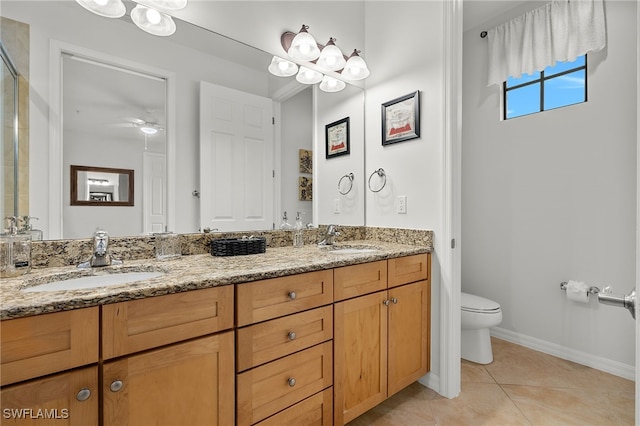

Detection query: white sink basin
xmin=22 ymin=271 xmax=165 ymax=293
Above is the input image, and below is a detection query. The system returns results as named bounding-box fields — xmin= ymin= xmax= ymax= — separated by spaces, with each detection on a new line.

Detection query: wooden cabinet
xmin=1 ymin=366 xmax=98 ymax=425
xmin=236 ymin=270 xmax=334 ymax=425
xmin=102 ymin=286 xmax=235 ymax=426
xmin=103 ymin=332 xmax=234 ymax=426
xmin=334 ymin=253 xmax=431 ymax=425
xmin=102 ymin=286 xmax=233 ymax=359
xmin=0 ymin=307 xmax=99 ymax=386
xmin=255 ymin=388 xmax=333 ymax=426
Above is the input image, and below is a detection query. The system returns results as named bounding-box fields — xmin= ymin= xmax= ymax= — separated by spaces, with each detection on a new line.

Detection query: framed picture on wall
xmin=299 ymin=149 xmax=312 ymax=173
xmin=382 ymin=90 xmax=420 ymax=145
xmin=325 ymin=117 xmax=350 ymax=158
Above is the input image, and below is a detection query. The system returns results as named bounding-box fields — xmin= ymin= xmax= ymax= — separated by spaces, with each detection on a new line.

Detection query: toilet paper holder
xmin=560 ymin=282 xmax=636 ymax=319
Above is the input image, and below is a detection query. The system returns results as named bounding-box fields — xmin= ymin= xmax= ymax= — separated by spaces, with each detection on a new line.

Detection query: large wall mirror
xmin=2 ymin=1 xmax=365 ymax=240
xmin=1 ymin=41 xmax=18 ymax=219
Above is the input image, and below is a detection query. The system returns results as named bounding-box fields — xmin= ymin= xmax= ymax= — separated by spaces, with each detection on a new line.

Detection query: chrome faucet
xmin=78 ymin=229 xmax=122 ymax=268
xmin=318 ymin=224 xmax=340 ymax=246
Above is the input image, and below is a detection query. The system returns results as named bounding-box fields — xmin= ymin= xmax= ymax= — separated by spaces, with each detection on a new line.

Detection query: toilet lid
xmin=461 ymin=292 xmax=501 ymax=313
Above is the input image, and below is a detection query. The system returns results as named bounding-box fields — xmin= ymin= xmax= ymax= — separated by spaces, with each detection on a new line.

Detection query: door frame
xmin=48 ymin=40 xmax=176 ymax=238
xmin=439 ymin=0 xmax=463 ymax=399
xmin=635 ymin=0 xmax=639 ymax=420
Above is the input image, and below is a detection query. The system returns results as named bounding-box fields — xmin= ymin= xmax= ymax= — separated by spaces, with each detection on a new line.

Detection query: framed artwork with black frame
xmin=381 ymin=90 xmax=420 ymax=145
xmin=325 ymin=117 xmax=350 ymax=159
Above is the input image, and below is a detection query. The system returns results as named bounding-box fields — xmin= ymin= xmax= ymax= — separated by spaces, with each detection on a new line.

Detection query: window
xmin=504 ymin=55 xmax=587 ymax=120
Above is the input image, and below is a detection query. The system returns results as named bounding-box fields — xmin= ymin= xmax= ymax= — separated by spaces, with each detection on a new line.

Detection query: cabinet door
xmin=102 ymin=286 xmax=234 ymax=359
xmin=103 ymin=332 xmax=234 ymax=426
xmin=333 ymin=260 xmax=387 ymax=301
xmin=1 ymin=307 xmax=99 ymax=386
xmin=387 ymin=280 xmax=430 ymax=396
xmin=334 ymin=291 xmax=388 ymax=426
xmin=1 ymin=366 xmax=98 ymax=425
xmin=387 ymin=253 xmax=429 ymax=288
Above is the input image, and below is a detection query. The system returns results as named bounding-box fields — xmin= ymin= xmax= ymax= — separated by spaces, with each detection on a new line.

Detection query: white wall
xmin=280 ymin=88 xmax=313 ymax=226
xmin=363 ymin=1 xmax=446 ymax=388
xmin=316 ymin=84 xmax=365 ymax=226
xmin=462 ymin=1 xmax=637 ymax=376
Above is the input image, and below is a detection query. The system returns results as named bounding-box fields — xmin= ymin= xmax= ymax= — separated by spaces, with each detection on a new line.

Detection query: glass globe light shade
xmin=342 ymin=49 xmax=370 ymax=80
xmin=319 ymin=75 xmax=346 ymax=92
xmin=137 ymin=0 xmax=187 ymax=10
xmin=140 ymin=126 xmax=158 ymax=135
xmin=316 ymin=38 xmax=346 ymax=72
xmin=268 ymin=56 xmax=298 ymax=77
xmin=288 ymin=25 xmax=320 ymax=61
xmin=131 ymin=4 xmax=176 ymax=36
xmin=296 ymin=66 xmax=323 ymax=85
xmin=75 ymin=0 xmax=125 ymax=18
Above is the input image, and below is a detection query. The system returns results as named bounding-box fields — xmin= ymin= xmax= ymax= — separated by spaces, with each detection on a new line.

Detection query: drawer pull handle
xmin=288 ymin=291 xmax=297 ymax=300
xmin=288 ymin=331 xmax=297 ymax=341
xmin=382 ymin=299 xmax=390 ymax=306
xmin=391 ymin=297 xmax=398 ymax=304
xmin=76 ymin=388 xmax=91 ymax=401
xmin=110 ymin=380 xmax=124 ymax=392
xmin=288 ymin=377 xmax=296 ymax=387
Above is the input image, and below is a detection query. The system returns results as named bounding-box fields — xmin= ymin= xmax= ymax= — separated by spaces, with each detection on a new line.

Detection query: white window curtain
xmin=487 ymin=0 xmax=606 ymax=86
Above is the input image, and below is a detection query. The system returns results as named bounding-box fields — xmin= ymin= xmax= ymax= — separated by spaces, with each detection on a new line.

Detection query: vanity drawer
xmin=255 ymin=388 xmax=333 ymax=426
xmin=388 ymin=253 xmax=430 ymax=288
xmin=236 ymin=342 xmax=333 ymax=426
xmin=333 ymin=260 xmax=387 ymax=301
xmin=102 ymin=286 xmax=234 ymax=359
xmin=236 ymin=305 xmax=333 ymax=372
xmin=0 ymin=307 xmax=99 ymax=386
xmin=236 ymin=270 xmax=333 ymax=327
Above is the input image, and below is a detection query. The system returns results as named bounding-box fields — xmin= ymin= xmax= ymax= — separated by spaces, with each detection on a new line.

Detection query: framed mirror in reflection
xmin=70 ymin=165 xmax=134 ymax=207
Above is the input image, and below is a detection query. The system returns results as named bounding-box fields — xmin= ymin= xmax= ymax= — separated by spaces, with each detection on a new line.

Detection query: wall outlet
xmin=334 ymin=199 xmax=341 ymax=214
xmin=397 ymin=195 xmax=407 ymax=214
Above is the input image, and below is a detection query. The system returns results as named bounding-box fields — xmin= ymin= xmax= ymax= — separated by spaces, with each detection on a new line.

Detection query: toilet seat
xmin=461 ymin=292 xmax=501 ymax=314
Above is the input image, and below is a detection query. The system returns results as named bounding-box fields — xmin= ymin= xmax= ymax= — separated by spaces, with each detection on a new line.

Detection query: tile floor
xmin=347 ymin=337 xmax=635 ymax=425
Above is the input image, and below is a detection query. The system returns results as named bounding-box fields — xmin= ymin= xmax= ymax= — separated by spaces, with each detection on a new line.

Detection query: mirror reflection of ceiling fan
xmin=111 ymin=114 xmax=165 ymax=135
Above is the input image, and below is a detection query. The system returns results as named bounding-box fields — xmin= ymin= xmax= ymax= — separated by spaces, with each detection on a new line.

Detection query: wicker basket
xmin=210 ymin=237 xmax=266 ymax=256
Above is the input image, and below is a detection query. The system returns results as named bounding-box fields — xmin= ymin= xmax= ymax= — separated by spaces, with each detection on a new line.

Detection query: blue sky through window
xmin=505 ymin=56 xmax=586 ymax=119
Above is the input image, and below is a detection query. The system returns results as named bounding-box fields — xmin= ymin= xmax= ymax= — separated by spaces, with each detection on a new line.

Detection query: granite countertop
xmin=0 ymin=241 xmax=430 ymax=320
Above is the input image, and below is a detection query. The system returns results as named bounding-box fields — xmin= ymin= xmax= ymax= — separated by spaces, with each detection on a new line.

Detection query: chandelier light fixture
xmin=75 ymin=0 xmax=187 ymax=37
xmin=75 ymin=0 xmax=126 ymax=18
xmin=268 ymin=24 xmax=370 ymax=93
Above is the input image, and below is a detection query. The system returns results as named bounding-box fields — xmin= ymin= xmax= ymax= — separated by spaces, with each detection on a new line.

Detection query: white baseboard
xmin=417 ymin=372 xmax=440 ymax=394
xmin=491 ymin=327 xmax=635 ymax=381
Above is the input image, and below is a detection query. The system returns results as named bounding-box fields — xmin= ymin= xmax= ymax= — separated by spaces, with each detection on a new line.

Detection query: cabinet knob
xmin=391 ymin=297 xmax=398 ymax=304
xmin=288 ymin=291 xmax=297 ymax=300
xmin=287 ymin=331 xmax=297 ymax=341
xmin=76 ymin=388 xmax=91 ymax=402
xmin=110 ymin=380 xmax=124 ymax=392
xmin=287 ymin=377 xmax=296 ymax=387
xmin=382 ymin=299 xmax=390 ymax=306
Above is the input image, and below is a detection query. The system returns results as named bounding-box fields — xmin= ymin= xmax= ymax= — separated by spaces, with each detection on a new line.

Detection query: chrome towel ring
xmin=368 ymin=168 xmax=387 ymax=193
xmin=338 ymin=173 xmax=355 ymax=195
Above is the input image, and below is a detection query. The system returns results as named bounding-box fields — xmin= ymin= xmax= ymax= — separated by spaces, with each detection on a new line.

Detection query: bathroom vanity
xmin=0 ymin=233 xmax=431 ymax=426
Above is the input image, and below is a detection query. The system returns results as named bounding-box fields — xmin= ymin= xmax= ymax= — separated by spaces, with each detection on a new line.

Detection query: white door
xmin=199 ymin=82 xmax=274 ymax=232
xmin=143 ymin=152 xmax=166 ymax=234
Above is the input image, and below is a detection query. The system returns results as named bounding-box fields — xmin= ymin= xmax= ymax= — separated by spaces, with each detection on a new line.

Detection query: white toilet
xmin=461 ymin=292 xmax=502 ymax=364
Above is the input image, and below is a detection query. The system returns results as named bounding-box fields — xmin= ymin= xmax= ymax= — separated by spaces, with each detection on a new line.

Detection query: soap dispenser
xmin=293 ymin=212 xmax=304 ymax=248
xmin=280 ymin=211 xmax=293 ymax=230
xmin=0 ymin=216 xmax=32 ymax=277
xmin=19 ymin=216 xmax=43 ymax=241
